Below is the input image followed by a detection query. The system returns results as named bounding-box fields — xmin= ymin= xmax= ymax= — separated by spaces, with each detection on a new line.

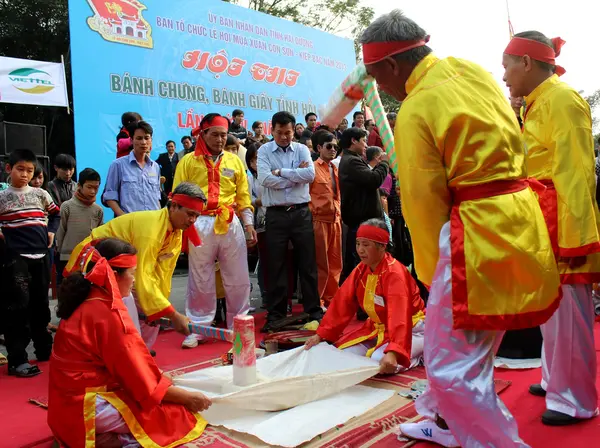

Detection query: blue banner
xmin=68 ymin=0 xmax=356 ymax=190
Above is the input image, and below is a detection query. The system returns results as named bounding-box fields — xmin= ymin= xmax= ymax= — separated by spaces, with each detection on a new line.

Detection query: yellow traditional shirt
xmin=523 ymin=74 xmax=600 ymax=282
xmin=395 ymin=54 xmax=560 ymax=330
xmin=65 ymin=208 xmax=181 ymax=320
xmin=173 ymin=151 xmax=252 ymax=234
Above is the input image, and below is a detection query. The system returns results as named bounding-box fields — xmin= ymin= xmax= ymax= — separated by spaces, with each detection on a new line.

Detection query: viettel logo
xmin=8 ymin=68 xmax=55 ymax=94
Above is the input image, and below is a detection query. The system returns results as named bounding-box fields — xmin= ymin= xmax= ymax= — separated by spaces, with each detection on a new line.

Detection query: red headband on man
xmin=504 ymin=37 xmax=566 ymax=76
xmin=170 ymin=193 xmax=205 ymax=213
xmin=193 ymin=115 xmax=231 ymax=156
xmin=356 ymin=225 xmax=389 ymax=245
xmin=362 ymin=36 xmax=430 ymax=65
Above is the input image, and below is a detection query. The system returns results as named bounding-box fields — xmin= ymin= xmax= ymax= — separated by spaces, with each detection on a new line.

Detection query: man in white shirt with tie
xmin=258 ymin=111 xmax=324 ymax=331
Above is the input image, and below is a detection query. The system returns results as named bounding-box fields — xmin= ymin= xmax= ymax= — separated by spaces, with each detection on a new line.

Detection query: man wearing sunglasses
xmin=309 ymin=130 xmax=342 ymax=308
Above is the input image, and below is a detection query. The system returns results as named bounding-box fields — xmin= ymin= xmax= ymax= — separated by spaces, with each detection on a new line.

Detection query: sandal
xmin=8 ymin=364 xmax=42 ymax=378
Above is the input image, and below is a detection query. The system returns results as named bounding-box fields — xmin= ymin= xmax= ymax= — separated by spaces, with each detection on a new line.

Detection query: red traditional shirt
xmin=317 ymin=253 xmax=425 ymax=367
xmin=48 ymin=286 xmax=206 ymax=447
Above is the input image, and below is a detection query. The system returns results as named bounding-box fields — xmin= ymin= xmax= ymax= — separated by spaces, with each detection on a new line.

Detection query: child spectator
xmin=29 ymin=162 xmax=48 ymax=190
xmin=116 ymin=112 xmax=142 ymax=158
xmin=47 ymin=153 xmax=76 ymax=208
xmin=55 ymin=168 xmax=104 ymax=278
xmin=0 ymin=149 xmax=59 ymax=377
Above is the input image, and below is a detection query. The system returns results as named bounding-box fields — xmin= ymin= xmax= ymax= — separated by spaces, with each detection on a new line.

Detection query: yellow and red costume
xmin=173 ymin=116 xmax=253 ymax=338
xmin=309 ymin=158 xmax=342 ymax=306
xmin=317 ymin=251 xmax=425 ymax=368
xmin=65 ymin=208 xmax=182 ymax=321
xmin=505 ymin=36 xmax=599 ymax=421
xmin=395 ymin=54 xmax=561 ymax=331
xmin=365 ymin=36 xmax=559 ymax=443
xmin=520 ymin=74 xmax=600 ymax=283
xmin=49 ymin=250 xmax=206 ymax=447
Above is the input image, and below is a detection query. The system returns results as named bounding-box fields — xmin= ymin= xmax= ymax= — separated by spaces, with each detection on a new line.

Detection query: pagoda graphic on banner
xmin=85 ymin=0 xmax=153 ymax=49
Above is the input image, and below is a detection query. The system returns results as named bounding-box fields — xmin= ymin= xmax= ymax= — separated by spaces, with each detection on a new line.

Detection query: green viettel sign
xmin=8 ymin=68 xmax=55 ymax=94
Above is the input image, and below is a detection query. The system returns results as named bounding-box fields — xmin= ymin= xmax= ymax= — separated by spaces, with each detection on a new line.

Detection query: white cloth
xmin=540 ymin=283 xmax=598 ymax=418
xmin=127 ymin=291 xmax=159 ymax=349
xmin=415 ymin=222 xmax=529 ymax=447
xmin=174 ymin=344 xmax=393 ymax=447
xmin=187 ymin=215 xmax=250 ymax=330
xmin=342 ymin=319 xmax=425 ymax=371
xmin=122 ymin=293 xmax=141 ymax=335
xmin=95 ymin=396 xmax=140 ymax=447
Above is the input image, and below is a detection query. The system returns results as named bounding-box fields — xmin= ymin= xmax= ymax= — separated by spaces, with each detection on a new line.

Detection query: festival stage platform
xmin=2 ymin=317 xmax=600 ymax=448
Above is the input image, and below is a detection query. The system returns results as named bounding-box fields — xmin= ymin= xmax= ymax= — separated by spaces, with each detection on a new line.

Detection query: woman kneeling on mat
xmin=48 ymin=238 xmax=211 ymax=447
xmin=305 ymin=218 xmax=425 ymax=374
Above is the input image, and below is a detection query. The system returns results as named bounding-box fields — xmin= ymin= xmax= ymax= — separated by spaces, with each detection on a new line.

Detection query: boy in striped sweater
xmin=0 ymin=149 xmax=60 ymax=377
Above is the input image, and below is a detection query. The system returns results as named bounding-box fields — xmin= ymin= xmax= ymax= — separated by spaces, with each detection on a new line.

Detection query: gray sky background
xmin=364 ymin=0 xmax=599 ymax=97
xmin=234 ymin=0 xmax=598 ymax=103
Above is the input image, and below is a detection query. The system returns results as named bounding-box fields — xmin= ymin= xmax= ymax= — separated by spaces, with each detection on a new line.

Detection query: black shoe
xmin=8 ymin=364 xmax=42 ymax=378
xmin=529 ymin=384 xmax=546 ymax=397
xmin=542 ymin=409 xmax=588 ymax=426
xmin=150 ymin=350 xmax=156 ymax=357
xmin=261 ymin=322 xmax=275 ymax=333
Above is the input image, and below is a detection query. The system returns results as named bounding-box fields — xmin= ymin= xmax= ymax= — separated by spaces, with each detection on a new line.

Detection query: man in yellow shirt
xmin=66 ymin=182 xmax=206 ymax=348
xmin=173 ymin=113 xmax=257 ymax=349
xmin=503 ymin=31 xmax=600 ymax=426
xmin=360 ymin=10 xmax=561 ymax=447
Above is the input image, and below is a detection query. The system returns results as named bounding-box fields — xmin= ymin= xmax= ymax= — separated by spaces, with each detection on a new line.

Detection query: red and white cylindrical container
xmin=232 ymin=314 xmax=257 ymax=386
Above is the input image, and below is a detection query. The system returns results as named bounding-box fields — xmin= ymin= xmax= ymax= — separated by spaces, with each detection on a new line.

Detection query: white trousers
xmin=415 ymin=222 xmax=529 ymax=448
xmin=126 ymin=291 xmax=160 ymax=349
xmin=541 ymin=283 xmax=598 ymax=418
xmin=187 ymin=215 xmax=250 ymax=330
xmin=95 ymin=396 xmax=140 ymax=447
xmin=343 ymin=319 xmax=425 ymax=372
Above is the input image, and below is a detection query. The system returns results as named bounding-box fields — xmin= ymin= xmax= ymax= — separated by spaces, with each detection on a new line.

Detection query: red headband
xmin=167 ymin=193 xmax=203 ymax=247
xmin=79 ymin=248 xmax=138 ymax=316
xmin=193 ymin=116 xmax=230 ymax=157
xmin=192 ymin=116 xmax=230 ymax=137
xmin=504 ymin=37 xmax=566 ymax=76
xmin=362 ymin=36 xmax=430 ymax=65
xmin=356 ymin=225 xmax=389 ymax=245
xmin=170 ymin=193 xmax=205 ymax=213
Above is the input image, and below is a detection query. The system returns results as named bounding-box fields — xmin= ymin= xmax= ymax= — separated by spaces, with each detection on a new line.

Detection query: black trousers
xmin=1 ymin=252 xmax=52 ymax=368
xmin=265 ymin=204 xmax=322 ymax=322
xmin=340 ymin=225 xmax=359 ymax=286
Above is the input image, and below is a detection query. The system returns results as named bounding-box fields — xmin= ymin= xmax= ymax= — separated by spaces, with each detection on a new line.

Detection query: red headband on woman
xmin=356 ymin=225 xmax=389 ymax=245
xmin=362 ymin=36 xmax=430 ymax=65
xmin=80 ymin=248 xmax=137 ymax=310
xmin=504 ymin=37 xmax=566 ymax=76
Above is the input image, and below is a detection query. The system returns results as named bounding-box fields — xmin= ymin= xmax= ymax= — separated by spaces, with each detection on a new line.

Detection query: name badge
xmin=222 ymin=168 xmax=235 ymax=178
xmin=374 ymin=294 xmax=385 ymax=307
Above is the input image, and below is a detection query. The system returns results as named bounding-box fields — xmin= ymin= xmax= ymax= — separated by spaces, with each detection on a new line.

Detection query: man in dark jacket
xmin=338 ymin=127 xmax=389 ymax=284
xmin=156 ymin=140 xmax=179 ymax=195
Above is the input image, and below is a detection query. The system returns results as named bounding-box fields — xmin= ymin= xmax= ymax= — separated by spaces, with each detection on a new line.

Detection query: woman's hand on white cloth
xmin=304 ymin=334 xmax=322 ymax=350
xmin=184 ymin=392 xmax=212 ymax=413
xmin=379 ymin=351 xmax=399 ymax=374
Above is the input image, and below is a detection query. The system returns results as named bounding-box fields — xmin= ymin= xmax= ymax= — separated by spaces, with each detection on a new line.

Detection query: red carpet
xmin=2 ymin=317 xmax=600 ymax=448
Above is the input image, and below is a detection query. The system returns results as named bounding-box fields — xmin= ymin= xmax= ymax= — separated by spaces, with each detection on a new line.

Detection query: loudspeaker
xmin=1 ymin=121 xmax=47 ymax=156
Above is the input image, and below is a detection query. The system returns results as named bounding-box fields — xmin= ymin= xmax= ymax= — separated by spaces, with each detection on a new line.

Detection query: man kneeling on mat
xmin=305 ymin=218 xmax=425 ymax=374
